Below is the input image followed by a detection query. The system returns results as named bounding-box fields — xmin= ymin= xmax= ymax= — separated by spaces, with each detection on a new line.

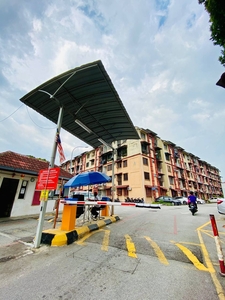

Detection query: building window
xmin=117 ymin=174 xmax=122 ymax=185
xmin=167 ymin=165 xmax=171 ymax=172
xmin=143 ymin=157 xmax=148 ymax=165
xmin=86 ymin=162 xmax=89 ymax=167
xmin=107 ymin=164 xmax=112 ymax=171
xmin=118 ymin=146 xmax=127 ymax=158
xmin=123 ymin=160 xmax=127 ymax=167
xmin=117 ymin=188 xmax=122 ymax=196
xmin=141 ymin=132 xmax=146 ymax=140
xmin=117 ymin=162 xmax=122 ymax=168
xmin=146 ymin=187 xmax=152 ymax=197
xmin=124 ymin=188 xmax=128 ymax=197
xmin=165 ymin=153 xmax=170 ymax=161
xmin=144 ymin=172 xmax=150 ymax=180
xmin=169 ymin=176 xmax=174 ymax=185
xmin=123 ymin=173 xmax=128 ymax=181
xmin=141 ymin=144 xmax=149 ymax=155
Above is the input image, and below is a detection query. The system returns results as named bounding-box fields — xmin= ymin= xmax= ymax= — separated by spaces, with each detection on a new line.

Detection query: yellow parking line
xmin=144 ymin=236 xmax=169 ymax=265
xmin=200 ymin=229 xmax=215 ymax=239
xmin=178 ymin=241 xmax=200 ymax=246
xmin=197 ymin=229 xmax=225 ymax=299
xmin=196 ymin=221 xmax=211 ymax=231
xmin=172 ymin=241 xmax=208 ymax=271
xmin=101 ymin=230 xmax=110 ymax=251
xmin=125 ymin=234 xmax=137 ymax=258
xmin=76 ymin=229 xmax=103 ymax=245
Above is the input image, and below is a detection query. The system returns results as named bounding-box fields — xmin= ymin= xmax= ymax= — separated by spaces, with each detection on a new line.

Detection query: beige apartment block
xmin=62 ymin=127 xmax=223 ymax=203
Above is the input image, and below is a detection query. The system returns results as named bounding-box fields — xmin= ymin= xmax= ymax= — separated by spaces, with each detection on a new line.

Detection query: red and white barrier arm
xmin=60 ymin=199 xmax=161 ymax=208
xmin=60 ymin=200 xmax=136 ymax=206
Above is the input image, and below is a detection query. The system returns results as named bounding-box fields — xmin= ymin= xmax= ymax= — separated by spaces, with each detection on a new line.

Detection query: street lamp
xmin=70 ymin=146 xmax=88 ymax=174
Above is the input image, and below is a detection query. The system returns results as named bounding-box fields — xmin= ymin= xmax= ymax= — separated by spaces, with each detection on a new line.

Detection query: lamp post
xmin=70 ymin=146 xmax=88 ymax=174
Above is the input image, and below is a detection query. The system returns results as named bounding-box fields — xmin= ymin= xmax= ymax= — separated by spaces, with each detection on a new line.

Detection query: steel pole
xmin=111 ymin=149 xmax=116 ymax=216
xmin=34 ymin=106 xmax=64 ymax=248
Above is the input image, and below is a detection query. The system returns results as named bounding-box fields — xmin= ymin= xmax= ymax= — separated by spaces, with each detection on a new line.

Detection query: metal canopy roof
xmin=20 ymin=60 xmax=139 ymax=148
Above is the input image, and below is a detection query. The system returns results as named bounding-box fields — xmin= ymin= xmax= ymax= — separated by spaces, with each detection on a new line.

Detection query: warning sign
xmin=40 ymin=190 xmax=49 ymax=201
xmin=36 ymin=168 xmax=60 ymax=190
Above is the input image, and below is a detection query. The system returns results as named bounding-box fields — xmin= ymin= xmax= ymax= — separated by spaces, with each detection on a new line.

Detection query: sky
xmin=0 ymin=0 xmax=225 ymax=181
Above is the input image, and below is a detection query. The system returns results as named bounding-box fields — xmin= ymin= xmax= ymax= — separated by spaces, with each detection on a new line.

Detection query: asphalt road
xmin=1 ymin=203 xmax=225 ymax=300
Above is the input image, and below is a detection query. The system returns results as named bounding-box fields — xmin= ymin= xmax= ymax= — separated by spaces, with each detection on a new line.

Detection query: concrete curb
xmin=41 ymin=215 xmax=120 ymax=246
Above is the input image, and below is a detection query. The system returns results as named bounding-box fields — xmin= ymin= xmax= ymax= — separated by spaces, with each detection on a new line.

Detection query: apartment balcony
xmin=155 ymin=154 xmax=162 ymax=161
xmin=154 ymin=142 xmax=162 ymax=150
xmin=176 ymin=163 xmax=183 ymax=169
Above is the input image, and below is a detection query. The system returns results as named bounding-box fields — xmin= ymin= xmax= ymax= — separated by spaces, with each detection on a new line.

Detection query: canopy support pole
xmin=34 ymin=106 xmax=64 ymax=248
xmin=111 ymin=148 xmax=116 ymax=216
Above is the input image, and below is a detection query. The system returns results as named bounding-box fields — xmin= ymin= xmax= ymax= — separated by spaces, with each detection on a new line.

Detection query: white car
xmin=173 ymin=196 xmax=188 ymax=205
xmin=173 ymin=196 xmax=205 ymax=205
xmin=217 ymin=198 xmax=225 ymax=214
xmin=209 ymin=197 xmax=219 ymax=203
xmin=197 ymin=198 xmax=205 ymax=204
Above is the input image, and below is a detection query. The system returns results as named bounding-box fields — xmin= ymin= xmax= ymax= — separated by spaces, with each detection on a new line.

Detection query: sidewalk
xmin=0 ymin=213 xmax=120 ymax=262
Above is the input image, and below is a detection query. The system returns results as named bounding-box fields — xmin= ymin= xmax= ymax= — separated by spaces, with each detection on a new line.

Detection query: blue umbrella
xmin=64 ymin=171 xmax=111 ymax=187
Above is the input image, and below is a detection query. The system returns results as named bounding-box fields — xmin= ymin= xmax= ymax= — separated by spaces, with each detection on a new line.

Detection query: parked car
xmin=155 ymin=196 xmax=181 ymax=205
xmin=197 ymin=198 xmax=205 ymax=204
xmin=173 ymin=196 xmax=188 ymax=205
xmin=173 ymin=196 xmax=205 ymax=205
xmin=209 ymin=197 xmax=219 ymax=203
xmin=217 ymin=198 xmax=225 ymax=215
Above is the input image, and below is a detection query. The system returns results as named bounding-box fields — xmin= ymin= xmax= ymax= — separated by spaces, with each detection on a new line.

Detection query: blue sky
xmin=0 ymin=0 xmax=225 ymax=181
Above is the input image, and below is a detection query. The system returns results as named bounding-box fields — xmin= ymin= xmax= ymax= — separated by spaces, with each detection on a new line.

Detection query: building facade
xmin=62 ymin=127 xmax=223 ymax=202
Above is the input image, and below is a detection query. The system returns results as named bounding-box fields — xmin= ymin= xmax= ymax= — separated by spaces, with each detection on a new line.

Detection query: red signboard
xmin=36 ymin=168 xmax=60 ymax=190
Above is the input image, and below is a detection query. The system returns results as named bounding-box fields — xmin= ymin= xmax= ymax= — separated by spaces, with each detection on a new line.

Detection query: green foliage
xmin=199 ymin=0 xmax=225 ymax=66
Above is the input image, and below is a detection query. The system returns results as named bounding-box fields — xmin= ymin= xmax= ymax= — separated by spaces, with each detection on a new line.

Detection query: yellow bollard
xmin=61 ymin=204 xmax=77 ymax=231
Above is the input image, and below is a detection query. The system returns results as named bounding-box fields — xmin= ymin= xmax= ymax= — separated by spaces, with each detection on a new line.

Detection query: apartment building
xmin=62 ymin=127 xmax=223 ymax=203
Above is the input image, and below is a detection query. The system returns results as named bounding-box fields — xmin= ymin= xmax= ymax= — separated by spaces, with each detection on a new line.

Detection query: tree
xmin=199 ymin=0 xmax=225 ymax=66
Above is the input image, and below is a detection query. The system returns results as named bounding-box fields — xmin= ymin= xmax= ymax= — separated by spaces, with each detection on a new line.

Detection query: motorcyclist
xmin=188 ymin=191 xmax=198 ymax=210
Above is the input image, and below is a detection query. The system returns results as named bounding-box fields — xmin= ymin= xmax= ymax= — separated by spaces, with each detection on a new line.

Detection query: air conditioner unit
xmin=127 ymin=187 xmax=132 ymax=191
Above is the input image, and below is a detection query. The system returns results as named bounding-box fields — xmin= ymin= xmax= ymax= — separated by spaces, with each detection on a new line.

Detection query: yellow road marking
xmin=197 ymin=226 xmax=225 ymax=299
xmin=177 ymin=241 xmax=200 ymax=246
xmin=76 ymin=229 xmax=104 ymax=245
xmin=101 ymin=230 xmax=110 ymax=251
xmin=144 ymin=236 xmax=169 ymax=265
xmin=172 ymin=241 xmax=208 ymax=271
xmin=125 ymin=234 xmax=137 ymax=258
xmin=196 ymin=221 xmax=211 ymax=231
xmin=200 ymin=229 xmax=215 ymax=239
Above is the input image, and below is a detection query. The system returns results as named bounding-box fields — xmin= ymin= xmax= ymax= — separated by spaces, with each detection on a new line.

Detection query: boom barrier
xmin=58 ymin=199 xmax=161 ymax=231
xmin=60 ymin=199 xmax=161 ymax=209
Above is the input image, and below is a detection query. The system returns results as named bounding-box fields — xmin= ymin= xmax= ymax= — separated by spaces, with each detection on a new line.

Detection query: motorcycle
xmin=189 ymin=202 xmax=198 ymax=216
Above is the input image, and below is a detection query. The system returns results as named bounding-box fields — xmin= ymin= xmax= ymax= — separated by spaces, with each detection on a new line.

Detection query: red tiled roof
xmin=0 ymin=151 xmax=72 ymax=179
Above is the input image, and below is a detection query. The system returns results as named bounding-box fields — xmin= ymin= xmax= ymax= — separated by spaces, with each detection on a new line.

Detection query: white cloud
xmin=0 ymin=0 xmax=225 ymax=178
